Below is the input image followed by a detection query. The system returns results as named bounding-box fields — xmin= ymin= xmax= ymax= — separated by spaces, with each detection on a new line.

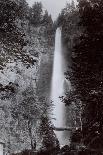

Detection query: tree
xmin=42 ymin=10 xmax=53 ymax=26
xmin=40 ymin=9 xmax=54 ymax=46
xmin=57 ymin=1 xmax=79 ymax=48
xmin=0 ymin=0 xmax=18 ymax=32
xmin=58 ymin=0 xmax=103 ymax=148
xmin=39 ymin=116 xmax=60 ymax=152
xmin=70 ymin=0 xmax=103 ymax=146
xmin=18 ymin=0 xmax=29 ymax=19
xmin=30 ymin=2 xmax=43 ymax=26
xmin=11 ymin=84 xmax=42 ymax=150
xmin=71 ymin=0 xmax=76 ymax=11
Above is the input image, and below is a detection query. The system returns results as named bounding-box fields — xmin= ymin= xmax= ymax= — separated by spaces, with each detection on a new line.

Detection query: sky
xmin=26 ymin=0 xmax=75 ymax=20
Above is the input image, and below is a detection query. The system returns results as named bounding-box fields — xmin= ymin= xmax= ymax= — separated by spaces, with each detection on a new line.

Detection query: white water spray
xmin=51 ymin=28 xmax=64 ymax=127
xmin=50 ymin=28 xmax=71 ymax=145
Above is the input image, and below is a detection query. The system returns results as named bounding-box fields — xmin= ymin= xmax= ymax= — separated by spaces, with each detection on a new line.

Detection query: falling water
xmin=50 ymin=28 xmax=71 ymax=146
xmin=51 ymin=28 xmax=64 ymax=127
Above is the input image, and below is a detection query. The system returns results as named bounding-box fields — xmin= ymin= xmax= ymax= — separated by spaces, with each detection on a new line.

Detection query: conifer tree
xmin=30 ymin=2 xmax=43 ymax=26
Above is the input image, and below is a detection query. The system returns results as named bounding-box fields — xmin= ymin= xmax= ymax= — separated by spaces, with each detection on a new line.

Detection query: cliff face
xmin=37 ymin=46 xmax=54 ymax=99
xmin=0 ymin=1 xmax=55 ymax=153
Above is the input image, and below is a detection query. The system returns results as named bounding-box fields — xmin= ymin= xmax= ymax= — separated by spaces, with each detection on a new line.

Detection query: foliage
xmin=39 ymin=116 xmax=60 ymax=150
xmin=29 ymin=2 xmax=43 ymax=26
xmin=43 ymin=10 xmax=55 ymax=46
xmin=57 ymin=1 xmax=79 ymax=50
xmin=0 ymin=0 xmax=54 ymax=153
xmin=72 ymin=0 xmax=103 ymax=138
xmin=10 ymin=84 xmax=41 ymax=150
xmin=59 ymin=0 xmax=103 ymax=149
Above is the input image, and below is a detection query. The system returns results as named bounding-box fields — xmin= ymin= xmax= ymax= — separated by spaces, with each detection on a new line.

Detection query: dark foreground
xmin=11 ymin=144 xmax=103 ymax=155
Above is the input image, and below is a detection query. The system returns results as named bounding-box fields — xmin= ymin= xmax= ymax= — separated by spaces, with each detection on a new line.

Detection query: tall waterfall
xmin=50 ymin=28 xmax=71 ymax=146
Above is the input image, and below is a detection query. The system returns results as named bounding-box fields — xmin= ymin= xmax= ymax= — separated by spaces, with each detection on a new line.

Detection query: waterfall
xmin=51 ymin=27 xmax=64 ymax=127
xmin=50 ymin=28 xmax=71 ymax=146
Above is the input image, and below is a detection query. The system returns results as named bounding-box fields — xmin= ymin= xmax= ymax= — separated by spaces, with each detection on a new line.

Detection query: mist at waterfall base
xmin=50 ymin=28 xmax=72 ymax=146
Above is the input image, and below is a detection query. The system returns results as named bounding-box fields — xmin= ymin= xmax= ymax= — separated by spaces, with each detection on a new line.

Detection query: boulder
xmin=60 ymin=145 xmax=71 ymax=155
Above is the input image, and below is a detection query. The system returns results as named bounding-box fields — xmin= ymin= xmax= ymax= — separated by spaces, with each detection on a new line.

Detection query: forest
xmin=58 ymin=0 xmax=103 ymax=154
xmin=0 ymin=0 xmax=103 ymax=155
xmin=0 ymin=0 xmax=55 ymax=154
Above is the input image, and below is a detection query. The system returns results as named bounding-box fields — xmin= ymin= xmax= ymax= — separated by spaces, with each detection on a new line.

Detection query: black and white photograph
xmin=0 ymin=0 xmax=103 ymax=154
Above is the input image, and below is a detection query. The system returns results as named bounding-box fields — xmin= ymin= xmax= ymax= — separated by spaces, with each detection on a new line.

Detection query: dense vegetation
xmin=58 ymin=0 xmax=103 ymax=152
xmin=0 ymin=0 xmax=55 ymax=154
xmin=1 ymin=0 xmax=103 ymax=154
xmin=0 ymin=0 xmax=54 ymax=68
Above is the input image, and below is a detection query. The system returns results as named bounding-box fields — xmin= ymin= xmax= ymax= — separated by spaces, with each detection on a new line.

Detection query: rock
xmin=37 ymin=145 xmax=60 ymax=155
xmin=60 ymin=145 xmax=71 ymax=155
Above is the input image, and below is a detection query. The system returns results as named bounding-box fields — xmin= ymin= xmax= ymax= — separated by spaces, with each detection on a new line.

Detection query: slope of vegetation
xmin=58 ymin=0 xmax=103 ymax=153
xmin=0 ymin=0 xmax=55 ymax=154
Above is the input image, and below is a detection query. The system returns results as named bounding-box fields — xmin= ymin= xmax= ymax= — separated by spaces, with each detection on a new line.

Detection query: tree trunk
xmin=28 ymin=120 xmax=34 ymax=150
